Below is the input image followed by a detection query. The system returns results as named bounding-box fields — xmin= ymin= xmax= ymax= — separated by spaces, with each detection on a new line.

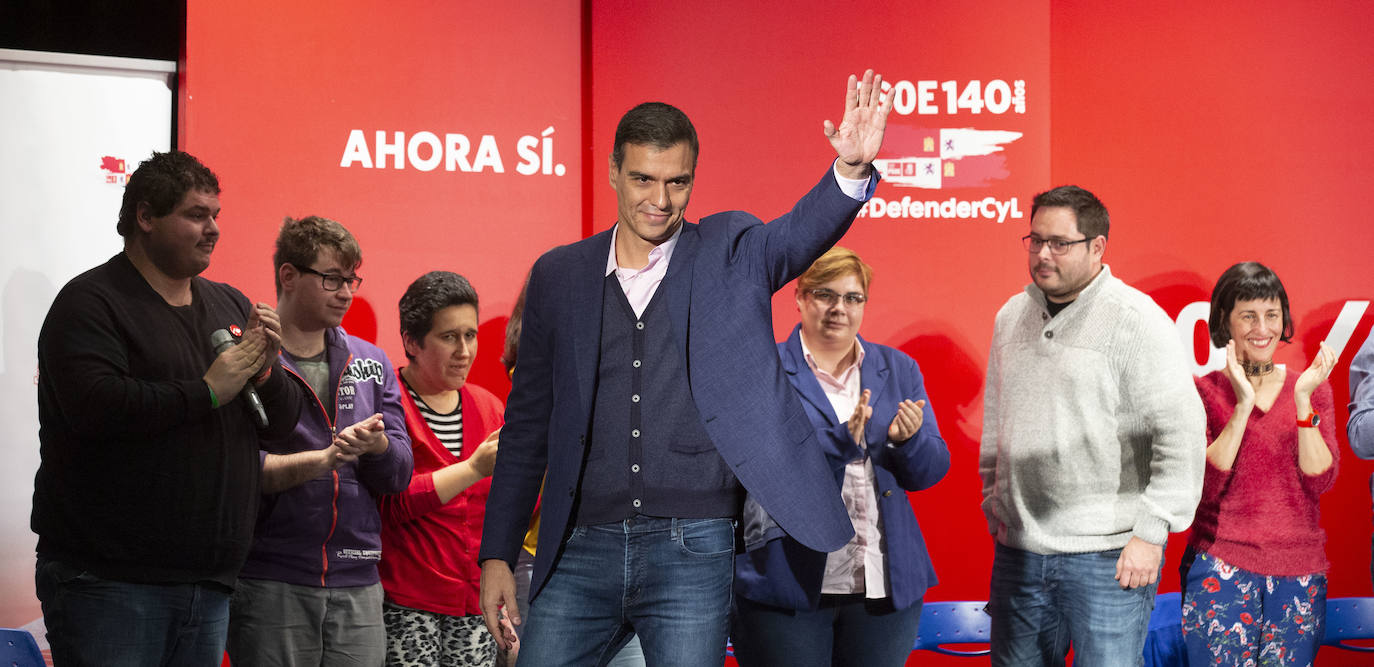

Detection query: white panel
xmin=0 ymin=48 xmax=173 ymax=632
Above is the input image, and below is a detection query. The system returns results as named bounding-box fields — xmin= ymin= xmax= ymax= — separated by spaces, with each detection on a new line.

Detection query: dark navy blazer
xmin=734 ymin=326 xmax=950 ymax=611
xmin=479 ymin=168 xmax=868 ymax=601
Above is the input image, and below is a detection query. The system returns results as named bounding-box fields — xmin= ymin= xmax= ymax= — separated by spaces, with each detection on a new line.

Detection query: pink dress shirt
xmin=800 ymin=336 xmax=889 ymax=598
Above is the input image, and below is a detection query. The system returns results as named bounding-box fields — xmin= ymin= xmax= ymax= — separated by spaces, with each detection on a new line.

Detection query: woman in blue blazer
xmin=733 ymin=247 xmax=950 ymax=666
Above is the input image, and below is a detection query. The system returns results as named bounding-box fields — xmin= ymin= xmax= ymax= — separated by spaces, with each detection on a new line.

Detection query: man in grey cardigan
xmin=978 ymin=185 xmax=1205 ymax=666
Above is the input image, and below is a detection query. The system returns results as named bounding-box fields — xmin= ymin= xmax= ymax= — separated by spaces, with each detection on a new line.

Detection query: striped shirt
xmin=405 ymin=382 xmax=464 ymax=457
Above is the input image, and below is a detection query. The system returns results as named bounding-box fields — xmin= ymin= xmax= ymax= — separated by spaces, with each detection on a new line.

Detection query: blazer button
xmin=1044 ymin=330 xmax=1054 ymax=339
xmin=883 ymin=490 xmax=893 ymax=497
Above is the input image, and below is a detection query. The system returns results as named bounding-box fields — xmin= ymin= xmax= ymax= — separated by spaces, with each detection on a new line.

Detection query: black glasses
xmin=294 ymin=265 xmax=362 ymax=292
xmin=1022 ymin=234 xmax=1091 ymax=255
xmin=807 ymin=288 xmax=866 ymax=307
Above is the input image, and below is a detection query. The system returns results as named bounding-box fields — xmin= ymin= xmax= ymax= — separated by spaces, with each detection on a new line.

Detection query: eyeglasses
xmin=294 ymin=264 xmax=362 ymax=292
xmin=1022 ymin=234 xmax=1091 ymax=255
xmin=806 ymin=288 xmax=866 ymax=307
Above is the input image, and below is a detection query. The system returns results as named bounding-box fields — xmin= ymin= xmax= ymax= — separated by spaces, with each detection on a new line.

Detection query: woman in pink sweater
xmin=1181 ymin=262 xmax=1339 ymax=666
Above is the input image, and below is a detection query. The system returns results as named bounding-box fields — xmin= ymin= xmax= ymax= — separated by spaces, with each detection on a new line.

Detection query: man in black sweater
xmin=31 ymin=151 xmax=303 ymax=666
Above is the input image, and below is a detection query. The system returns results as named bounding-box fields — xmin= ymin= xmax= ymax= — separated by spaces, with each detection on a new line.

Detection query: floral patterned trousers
xmin=1180 ymin=550 xmax=1326 ymax=667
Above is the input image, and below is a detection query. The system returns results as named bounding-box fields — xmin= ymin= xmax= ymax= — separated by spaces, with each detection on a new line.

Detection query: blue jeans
xmin=515 ymin=549 xmax=646 ymax=666
xmin=731 ymin=593 xmax=922 ymax=667
xmin=36 ymin=557 xmax=231 ymax=666
xmin=988 ymin=543 xmax=1158 ymax=667
xmin=519 ymin=517 xmax=734 ymax=667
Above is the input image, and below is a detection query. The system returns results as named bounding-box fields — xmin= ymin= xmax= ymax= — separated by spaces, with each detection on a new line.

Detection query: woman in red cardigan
xmin=379 ymin=271 xmax=506 ymax=666
xmin=1181 ymin=262 xmax=1339 ymax=666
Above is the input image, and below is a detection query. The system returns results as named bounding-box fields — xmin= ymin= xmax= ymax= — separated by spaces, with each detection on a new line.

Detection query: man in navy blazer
xmin=479 ymin=70 xmax=892 ymax=665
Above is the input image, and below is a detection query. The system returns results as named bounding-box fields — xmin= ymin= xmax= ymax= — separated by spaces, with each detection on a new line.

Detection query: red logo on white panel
xmin=100 ymin=156 xmax=129 ymax=185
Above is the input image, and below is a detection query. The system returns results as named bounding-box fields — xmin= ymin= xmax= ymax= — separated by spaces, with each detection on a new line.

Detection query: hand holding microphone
xmin=206 ymin=327 xmax=270 ymax=428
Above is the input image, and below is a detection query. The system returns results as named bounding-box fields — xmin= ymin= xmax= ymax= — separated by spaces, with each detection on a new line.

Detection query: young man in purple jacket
xmin=227 ymin=215 xmax=413 ymax=666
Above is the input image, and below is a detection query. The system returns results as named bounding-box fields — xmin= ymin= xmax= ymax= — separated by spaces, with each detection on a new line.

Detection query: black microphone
xmin=210 ymin=328 xmax=270 ymax=429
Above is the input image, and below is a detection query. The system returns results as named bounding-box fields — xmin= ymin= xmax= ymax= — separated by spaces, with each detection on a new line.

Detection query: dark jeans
xmin=988 ymin=543 xmax=1158 ymax=667
xmin=518 ymin=517 xmax=734 ymax=667
xmin=36 ymin=557 xmax=230 ymax=667
xmin=731 ymin=593 xmax=922 ymax=667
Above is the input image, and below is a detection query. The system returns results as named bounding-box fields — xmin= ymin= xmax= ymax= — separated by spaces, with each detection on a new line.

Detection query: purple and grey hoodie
xmin=238 ymin=326 xmax=412 ymax=587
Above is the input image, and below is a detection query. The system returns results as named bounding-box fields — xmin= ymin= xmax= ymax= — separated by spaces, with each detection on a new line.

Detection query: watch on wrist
xmin=1297 ymin=412 xmax=1321 ymax=428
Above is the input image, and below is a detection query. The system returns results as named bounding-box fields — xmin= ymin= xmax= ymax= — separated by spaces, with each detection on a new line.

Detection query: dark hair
xmin=501 ymin=274 xmax=530 ymax=373
xmin=398 ymin=271 xmax=479 ymax=360
xmin=611 ymin=102 xmax=698 ymax=169
xmin=1207 ymin=261 xmax=1294 ymax=348
xmin=117 ymin=151 xmax=220 ymax=236
xmin=1031 ymin=185 xmax=1109 ymax=240
xmin=273 ymin=216 xmax=363 ymax=294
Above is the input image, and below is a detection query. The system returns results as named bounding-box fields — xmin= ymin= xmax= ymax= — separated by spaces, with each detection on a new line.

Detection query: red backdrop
xmin=183 ymin=0 xmax=583 ymax=391
xmin=172 ymin=1 xmax=1374 ymax=664
xmin=1048 ymin=0 xmax=1374 ymax=616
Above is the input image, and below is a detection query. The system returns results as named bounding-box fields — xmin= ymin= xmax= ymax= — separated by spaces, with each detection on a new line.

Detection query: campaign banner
xmin=177 ymin=6 xmax=1374 ymax=657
